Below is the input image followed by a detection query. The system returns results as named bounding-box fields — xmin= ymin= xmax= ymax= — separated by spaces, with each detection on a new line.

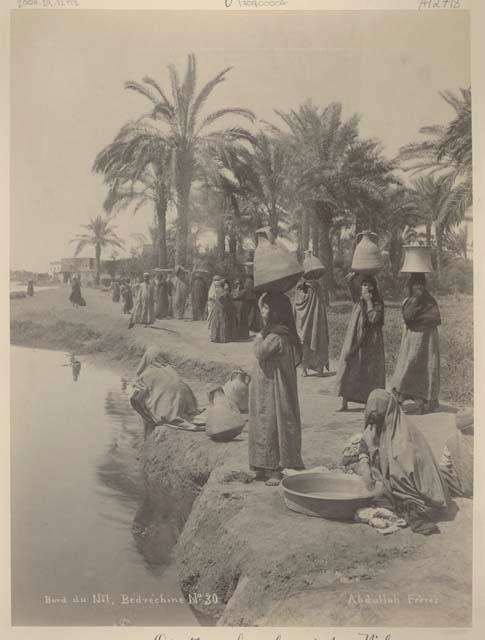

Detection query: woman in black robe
xmin=232 ymin=279 xmax=250 ymax=340
xmin=210 ymin=280 xmax=237 ymax=343
xmin=69 ymin=276 xmax=85 ymax=307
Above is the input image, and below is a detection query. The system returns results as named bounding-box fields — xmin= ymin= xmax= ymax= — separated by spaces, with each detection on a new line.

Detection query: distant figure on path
xmin=120 ymin=279 xmax=133 ymax=314
xmin=154 ymin=272 xmax=170 ymax=319
xmin=232 ymin=279 xmax=250 ymax=340
xmin=69 ymin=276 xmax=86 ymax=308
xmin=191 ymin=271 xmax=208 ymax=321
xmin=294 ymin=277 xmax=329 ymax=377
xmin=244 ymin=274 xmax=263 ymax=333
xmin=335 ymin=273 xmax=385 ymax=411
xmin=207 ymin=275 xmax=223 ymax=332
xmin=112 ymin=280 xmax=121 ymax=303
xmin=27 ymin=280 xmax=34 ymax=297
xmin=129 ymin=273 xmax=154 ymax=328
xmin=391 ymin=273 xmax=441 ymax=414
xmin=210 ymin=279 xmax=237 ymax=343
xmin=172 ymin=266 xmax=188 ymax=320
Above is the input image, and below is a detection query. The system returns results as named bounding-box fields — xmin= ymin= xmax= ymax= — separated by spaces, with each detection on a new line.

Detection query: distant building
xmin=48 ymin=257 xmax=97 ymax=284
xmin=48 ymin=261 xmax=62 ymax=280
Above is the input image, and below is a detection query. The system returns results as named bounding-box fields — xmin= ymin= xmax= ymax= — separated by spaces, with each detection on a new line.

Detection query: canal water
xmin=10 ymin=346 xmax=199 ymax=626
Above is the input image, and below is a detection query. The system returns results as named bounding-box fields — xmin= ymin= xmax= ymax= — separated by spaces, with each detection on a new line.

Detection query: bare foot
xmin=265 ymin=477 xmax=281 ymax=486
xmin=264 ymin=471 xmax=282 ymax=486
xmin=337 ymin=400 xmax=349 ymax=412
xmin=252 ymin=469 xmax=266 ymax=481
xmin=301 ymin=368 xmax=308 ymax=377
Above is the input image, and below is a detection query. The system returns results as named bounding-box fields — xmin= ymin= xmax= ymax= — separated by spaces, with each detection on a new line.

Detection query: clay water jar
xmin=400 ymin=244 xmax=434 ymax=273
xmin=351 ymin=231 xmax=383 ymax=274
xmin=253 ymin=227 xmax=304 ymax=293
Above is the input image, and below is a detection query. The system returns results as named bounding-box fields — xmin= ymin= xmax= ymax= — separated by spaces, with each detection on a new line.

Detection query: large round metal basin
xmin=281 ymin=471 xmax=383 ymax=521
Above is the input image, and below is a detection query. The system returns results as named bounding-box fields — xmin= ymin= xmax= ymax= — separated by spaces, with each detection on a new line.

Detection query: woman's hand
xmin=344 ymin=271 xmax=356 ymax=284
xmin=362 ymin=423 xmax=377 ymax=451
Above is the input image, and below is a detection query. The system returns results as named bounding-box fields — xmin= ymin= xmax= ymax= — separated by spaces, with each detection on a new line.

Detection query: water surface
xmin=11 ymin=346 xmax=198 ymax=626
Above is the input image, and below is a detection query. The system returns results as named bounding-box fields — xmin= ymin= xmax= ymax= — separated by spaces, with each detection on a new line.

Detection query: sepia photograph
xmin=7 ymin=2 xmax=476 ymax=632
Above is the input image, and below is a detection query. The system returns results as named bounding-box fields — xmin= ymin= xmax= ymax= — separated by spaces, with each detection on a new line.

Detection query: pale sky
xmin=10 ymin=9 xmax=470 ymax=272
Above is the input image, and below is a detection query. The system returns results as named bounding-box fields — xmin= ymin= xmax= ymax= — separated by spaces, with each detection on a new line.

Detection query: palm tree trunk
xmin=315 ymin=203 xmax=334 ymax=303
xmin=311 ymin=209 xmax=319 ymax=255
xmin=95 ymin=245 xmax=101 ymax=286
xmin=217 ymin=210 xmax=225 ymax=265
xmin=156 ymin=198 xmax=168 ymax=268
xmin=426 ymin=224 xmax=432 ymax=245
xmin=435 ymin=223 xmax=444 ymax=285
xmin=228 ymin=230 xmax=237 ymax=266
xmin=175 ymin=154 xmax=193 ymax=267
xmin=269 ymin=204 xmax=279 ymax=238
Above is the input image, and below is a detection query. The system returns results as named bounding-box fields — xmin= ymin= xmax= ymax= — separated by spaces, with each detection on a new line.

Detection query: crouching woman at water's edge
xmin=248 ymin=291 xmax=305 ymax=486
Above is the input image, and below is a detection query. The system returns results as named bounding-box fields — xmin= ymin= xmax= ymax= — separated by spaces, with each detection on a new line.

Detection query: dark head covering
xmin=259 ymin=291 xmax=302 ymax=365
xmin=360 ymin=274 xmax=383 ymax=305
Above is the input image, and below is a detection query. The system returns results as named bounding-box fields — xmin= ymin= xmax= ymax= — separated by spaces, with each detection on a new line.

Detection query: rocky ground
xmin=10 ymin=285 xmax=473 ymax=627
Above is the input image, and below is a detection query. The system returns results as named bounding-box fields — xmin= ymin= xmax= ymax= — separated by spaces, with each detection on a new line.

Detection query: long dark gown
xmin=244 ymin=277 xmax=263 ymax=332
xmin=210 ymin=292 xmax=237 ymax=343
xmin=232 ymin=288 xmax=250 ymax=339
xmin=154 ymin=280 xmax=170 ymax=319
xmin=191 ymin=276 xmax=208 ymax=321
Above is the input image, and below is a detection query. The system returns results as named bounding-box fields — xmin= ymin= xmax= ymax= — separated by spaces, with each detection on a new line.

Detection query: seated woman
xmin=358 ymin=389 xmax=450 ymax=535
xmin=130 ymin=347 xmax=199 ymax=438
xmin=439 ymin=409 xmax=473 ymax=498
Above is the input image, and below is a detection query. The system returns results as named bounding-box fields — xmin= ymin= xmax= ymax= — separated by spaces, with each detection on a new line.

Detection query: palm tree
xmin=93 ymin=121 xmax=172 ymax=268
xmin=407 ymin=174 xmax=455 ymax=279
xmin=123 ymin=53 xmax=256 ymax=266
xmin=277 ymin=101 xmax=398 ymax=298
xmin=70 ymin=216 xmax=125 ymax=285
xmin=398 ymin=88 xmax=472 ymax=229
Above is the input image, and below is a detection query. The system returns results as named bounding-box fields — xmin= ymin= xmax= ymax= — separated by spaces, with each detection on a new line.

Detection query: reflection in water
xmin=101 ymin=388 xmax=180 ymax=568
xmin=11 ymin=346 xmax=198 ymax=626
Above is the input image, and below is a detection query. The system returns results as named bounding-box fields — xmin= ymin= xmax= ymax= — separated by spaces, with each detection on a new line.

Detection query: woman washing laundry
xmin=335 ymin=272 xmax=385 ymax=411
xmin=130 ymin=346 xmax=200 ymax=438
xmin=248 ymin=291 xmax=305 ymax=486
xmin=358 ymin=389 xmax=450 ymax=535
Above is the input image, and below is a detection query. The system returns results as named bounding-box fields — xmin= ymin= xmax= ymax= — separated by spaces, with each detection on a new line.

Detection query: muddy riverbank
xmin=10 ymin=287 xmax=473 ymax=626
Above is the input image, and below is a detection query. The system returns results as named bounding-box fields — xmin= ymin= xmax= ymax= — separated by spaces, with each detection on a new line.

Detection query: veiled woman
xmin=391 ymin=273 xmax=441 ymax=414
xmin=172 ymin=266 xmax=188 ymax=320
xmin=120 ymin=279 xmax=133 ymax=314
xmin=294 ymin=276 xmax=329 ymax=377
xmin=248 ymin=291 xmax=305 ymax=486
xmin=244 ymin=274 xmax=263 ymax=333
xmin=128 ymin=273 xmax=154 ymax=328
xmin=210 ymin=280 xmax=237 ymax=343
xmin=112 ymin=280 xmax=121 ymax=303
xmin=69 ymin=276 xmax=85 ymax=308
xmin=154 ymin=273 xmax=170 ymax=320
xmin=358 ymin=389 xmax=450 ymax=534
xmin=130 ymin=347 xmax=199 ymax=439
xmin=207 ymin=275 xmax=223 ymax=333
xmin=191 ymin=271 xmax=208 ymax=321
xmin=232 ymin=279 xmax=250 ymax=340
xmin=335 ymin=273 xmax=385 ymax=411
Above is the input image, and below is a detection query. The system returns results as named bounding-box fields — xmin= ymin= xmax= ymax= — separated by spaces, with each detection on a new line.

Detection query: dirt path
xmin=10 ymin=286 xmax=472 ymax=627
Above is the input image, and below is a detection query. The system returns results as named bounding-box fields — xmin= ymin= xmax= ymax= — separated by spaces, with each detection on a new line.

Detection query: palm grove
xmin=74 ymin=54 xmax=471 ymax=293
